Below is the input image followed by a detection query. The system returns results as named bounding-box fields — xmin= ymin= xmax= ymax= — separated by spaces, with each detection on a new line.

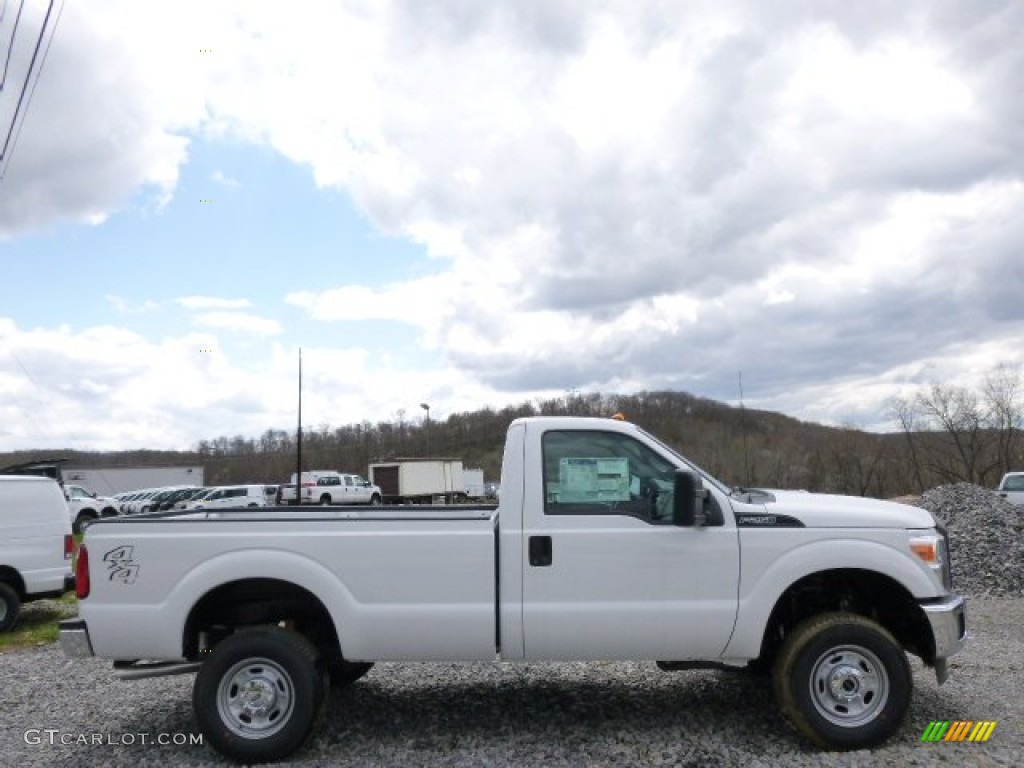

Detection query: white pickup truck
xmin=60 ymin=416 xmax=966 ymax=763
xmin=996 ymin=471 xmax=1024 ymax=505
xmin=278 ymin=470 xmax=383 ymax=506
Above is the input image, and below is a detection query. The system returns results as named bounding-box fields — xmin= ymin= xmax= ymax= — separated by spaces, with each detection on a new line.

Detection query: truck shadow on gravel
xmin=302 ymin=663 xmax=926 ymax=762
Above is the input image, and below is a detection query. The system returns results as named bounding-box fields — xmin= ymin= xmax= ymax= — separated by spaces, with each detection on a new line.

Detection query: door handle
xmin=529 ymin=535 xmax=552 ymax=567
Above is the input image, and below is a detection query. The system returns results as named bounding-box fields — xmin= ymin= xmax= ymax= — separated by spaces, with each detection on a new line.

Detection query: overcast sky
xmin=1 ymin=0 xmax=1022 ymax=452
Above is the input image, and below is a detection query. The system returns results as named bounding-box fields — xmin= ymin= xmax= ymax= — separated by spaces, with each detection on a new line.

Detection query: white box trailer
xmin=368 ymin=459 xmax=466 ymax=503
xmin=463 ymin=468 xmax=485 ymax=499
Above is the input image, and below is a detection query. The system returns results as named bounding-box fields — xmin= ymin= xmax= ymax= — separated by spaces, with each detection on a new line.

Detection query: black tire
xmin=369 ymin=494 xmax=382 ymax=506
xmin=73 ymin=512 xmax=96 ymax=535
xmin=319 ymin=494 xmax=332 ymax=506
xmin=193 ymin=626 xmax=327 ymax=764
xmin=326 ymin=660 xmax=374 ymax=688
xmin=773 ymin=612 xmax=911 ymax=750
xmin=0 ymin=582 xmax=21 ymax=632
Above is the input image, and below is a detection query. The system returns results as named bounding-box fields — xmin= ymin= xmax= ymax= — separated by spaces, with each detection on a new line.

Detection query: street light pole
xmin=420 ymin=402 xmax=430 ymax=457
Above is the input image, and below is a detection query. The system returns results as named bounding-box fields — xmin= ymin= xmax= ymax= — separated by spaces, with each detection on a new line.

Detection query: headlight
xmin=909 ymin=531 xmax=951 ymax=590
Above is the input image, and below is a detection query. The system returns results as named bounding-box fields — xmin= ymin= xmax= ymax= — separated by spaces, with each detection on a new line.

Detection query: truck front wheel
xmin=773 ymin=612 xmax=911 ymax=750
xmin=193 ymin=627 xmax=326 ymax=764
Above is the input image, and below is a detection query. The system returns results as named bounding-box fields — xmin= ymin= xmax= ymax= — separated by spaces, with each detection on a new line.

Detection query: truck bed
xmin=79 ymin=505 xmax=500 ymax=662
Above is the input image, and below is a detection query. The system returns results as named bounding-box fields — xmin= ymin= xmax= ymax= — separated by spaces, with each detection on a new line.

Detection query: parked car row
xmin=112 ymin=484 xmax=273 ymax=514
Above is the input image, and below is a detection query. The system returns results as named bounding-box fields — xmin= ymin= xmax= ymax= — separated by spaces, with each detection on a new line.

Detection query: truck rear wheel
xmin=319 ymin=494 xmax=332 ymax=506
xmin=193 ymin=626 xmax=326 ymax=764
xmin=0 ymin=582 xmax=21 ymax=632
xmin=773 ymin=612 xmax=911 ymax=750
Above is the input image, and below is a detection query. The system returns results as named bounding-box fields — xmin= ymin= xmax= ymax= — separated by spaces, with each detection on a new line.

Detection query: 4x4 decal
xmin=103 ymin=545 xmax=139 ymax=584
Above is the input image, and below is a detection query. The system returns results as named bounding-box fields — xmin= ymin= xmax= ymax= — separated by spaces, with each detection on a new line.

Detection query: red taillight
xmin=301 ymin=482 xmax=316 ymax=487
xmin=64 ymin=534 xmax=75 ymax=561
xmin=76 ymin=544 xmax=90 ymax=599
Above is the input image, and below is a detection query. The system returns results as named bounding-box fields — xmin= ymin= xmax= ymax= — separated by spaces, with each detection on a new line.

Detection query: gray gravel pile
xmin=914 ymin=482 xmax=1024 ymax=597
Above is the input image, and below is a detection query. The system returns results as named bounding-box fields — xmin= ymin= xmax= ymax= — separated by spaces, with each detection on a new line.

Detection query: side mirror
xmin=673 ymin=470 xmax=703 ymax=526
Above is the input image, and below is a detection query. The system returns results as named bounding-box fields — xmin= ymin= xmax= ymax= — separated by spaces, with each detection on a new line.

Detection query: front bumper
xmin=920 ymin=594 xmax=967 ymax=684
xmin=59 ymin=618 xmax=94 ymax=658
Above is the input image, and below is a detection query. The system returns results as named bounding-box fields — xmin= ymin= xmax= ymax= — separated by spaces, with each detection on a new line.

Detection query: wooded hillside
xmin=4 ymin=370 xmax=1021 ymax=499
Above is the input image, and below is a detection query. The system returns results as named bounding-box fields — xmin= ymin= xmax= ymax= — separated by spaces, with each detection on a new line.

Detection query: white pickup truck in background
xmin=278 ymin=471 xmax=382 ymax=505
xmin=60 ymin=416 xmax=966 ymax=763
xmin=64 ymin=484 xmax=119 ymax=534
xmin=996 ymin=472 xmax=1024 ymax=505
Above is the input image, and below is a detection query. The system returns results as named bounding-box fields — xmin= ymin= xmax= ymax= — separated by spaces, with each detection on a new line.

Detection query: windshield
xmin=635 ymin=426 xmax=731 ymax=494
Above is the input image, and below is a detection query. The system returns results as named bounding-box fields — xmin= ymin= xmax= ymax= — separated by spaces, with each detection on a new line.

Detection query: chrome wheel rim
xmin=808 ymin=644 xmax=889 ymax=727
xmin=217 ymin=657 xmax=295 ymax=739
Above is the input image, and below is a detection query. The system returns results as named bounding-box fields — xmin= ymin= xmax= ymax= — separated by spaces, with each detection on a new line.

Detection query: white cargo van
xmin=185 ymin=485 xmax=267 ymax=510
xmin=0 ymin=476 xmax=75 ymax=631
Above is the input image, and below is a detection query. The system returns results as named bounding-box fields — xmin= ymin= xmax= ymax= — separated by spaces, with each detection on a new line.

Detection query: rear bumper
xmin=59 ymin=618 xmax=94 ymax=658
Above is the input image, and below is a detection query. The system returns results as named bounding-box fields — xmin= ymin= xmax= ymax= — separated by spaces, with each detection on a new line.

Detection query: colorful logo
xmin=921 ymin=721 xmax=997 ymax=742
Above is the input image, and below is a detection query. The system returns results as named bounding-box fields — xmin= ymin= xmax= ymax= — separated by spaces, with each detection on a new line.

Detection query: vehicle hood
xmin=733 ymin=489 xmax=937 ymax=529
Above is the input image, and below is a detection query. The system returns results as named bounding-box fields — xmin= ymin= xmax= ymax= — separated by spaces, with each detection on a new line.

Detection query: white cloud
xmin=105 ymin=295 xmax=162 ymax=313
xmin=2 ymin=0 xmax=1023 ymax=443
xmin=211 ymin=170 xmax=240 ymax=187
xmin=176 ymin=296 xmax=253 ymax=311
xmin=193 ymin=312 xmax=281 ymax=336
xmin=0 ymin=319 xmax=504 ymax=450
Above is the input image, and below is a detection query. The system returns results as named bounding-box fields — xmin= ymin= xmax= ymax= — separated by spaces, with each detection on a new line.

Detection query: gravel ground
xmin=1 ymin=596 xmax=1020 ymax=768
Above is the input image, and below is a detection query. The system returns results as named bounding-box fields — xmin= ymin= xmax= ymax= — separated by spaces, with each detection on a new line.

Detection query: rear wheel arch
xmin=183 ymin=577 xmax=344 ymax=664
xmin=0 ymin=567 xmax=26 ymax=597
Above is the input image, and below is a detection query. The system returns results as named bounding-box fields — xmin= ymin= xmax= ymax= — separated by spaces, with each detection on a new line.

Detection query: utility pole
xmin=295 ymin=348 xmax=303 ymax=505
xmin=420 ymin=402 xmax=431 ymax=457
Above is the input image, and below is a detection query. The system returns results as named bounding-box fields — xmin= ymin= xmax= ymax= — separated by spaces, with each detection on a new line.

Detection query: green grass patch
xmin=0 ymin=593 xmax=78 ymax=652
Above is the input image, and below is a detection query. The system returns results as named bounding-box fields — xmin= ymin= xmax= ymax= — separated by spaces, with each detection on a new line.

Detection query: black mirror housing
xmin=673 ymin=470 xmax=702 ymax=526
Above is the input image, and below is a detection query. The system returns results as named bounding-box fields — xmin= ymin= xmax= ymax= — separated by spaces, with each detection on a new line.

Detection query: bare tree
xmin=889 ymin=365 xmax=1024 ymax=488
xmin=983 ymin=364 xmax=1024 ymax=474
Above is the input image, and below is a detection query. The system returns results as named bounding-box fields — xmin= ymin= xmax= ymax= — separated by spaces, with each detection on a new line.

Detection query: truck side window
xmin=542 ymin=430 xmax=677 ymax=523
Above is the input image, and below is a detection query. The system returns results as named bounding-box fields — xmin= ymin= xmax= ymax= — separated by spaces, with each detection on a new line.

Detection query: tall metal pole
xmin=295 ymin=348 xmax=303 ymax=505
xmin=420 ymin=402 xmax=430 ymax=457
xmin=739 ymin=371 xmax=750 ymax=486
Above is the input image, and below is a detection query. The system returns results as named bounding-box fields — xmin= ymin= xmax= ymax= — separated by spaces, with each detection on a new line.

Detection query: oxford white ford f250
xmin=59 ymin=416 xmax=966 ymax=763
